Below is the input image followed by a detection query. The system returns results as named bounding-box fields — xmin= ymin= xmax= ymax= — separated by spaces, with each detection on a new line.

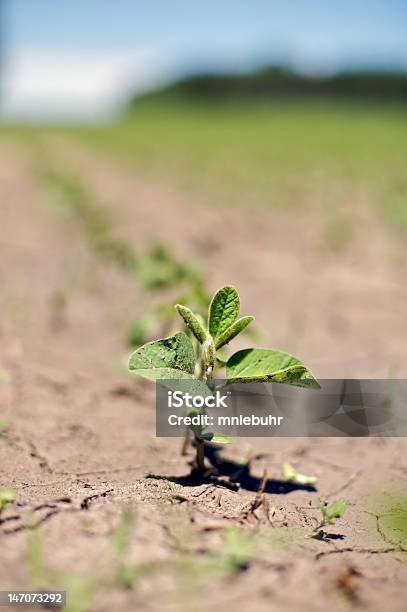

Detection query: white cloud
xmin=287 ymin=37 xmax=342 ymax=76
xmin=0 ymin=48 xmax=167 ymax=122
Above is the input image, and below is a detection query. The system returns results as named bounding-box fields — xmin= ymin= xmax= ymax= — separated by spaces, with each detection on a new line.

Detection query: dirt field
xmin=1 ymin=140 xmax=407 ymax=612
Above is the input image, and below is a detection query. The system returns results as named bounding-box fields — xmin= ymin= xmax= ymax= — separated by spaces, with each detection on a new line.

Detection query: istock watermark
xmin=167 ymin=389 xmax=230 ymax=409
xmin=156 ymin=379 xmax=407 ymax=438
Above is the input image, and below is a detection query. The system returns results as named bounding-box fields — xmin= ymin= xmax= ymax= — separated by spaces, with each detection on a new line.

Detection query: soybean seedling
xmin=128 ymin=285 xmax=319 ymax=472
xmin=313 ymin=499 xmax=347 ymax=538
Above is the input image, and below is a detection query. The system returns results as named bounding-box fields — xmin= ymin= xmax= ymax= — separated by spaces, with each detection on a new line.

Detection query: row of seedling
xmin=40 ymin=167 xmax=261 ymax=347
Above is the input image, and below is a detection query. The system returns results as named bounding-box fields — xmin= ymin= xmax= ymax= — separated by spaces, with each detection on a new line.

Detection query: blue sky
xmin=2 ymin=0 xmax=407 ymax=121
xmin=4 ymin=0 xmax=407 ymax=68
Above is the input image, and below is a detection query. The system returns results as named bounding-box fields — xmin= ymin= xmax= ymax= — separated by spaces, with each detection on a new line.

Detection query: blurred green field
xmin=3 ymin=101 xmax=407 ymax=229
xmin=76 ymin=101 xmax=407 ymax=228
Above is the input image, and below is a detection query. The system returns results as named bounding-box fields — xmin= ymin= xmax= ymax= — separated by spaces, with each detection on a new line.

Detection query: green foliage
xmin=227 ymin=348 xmax=320 ymax=388
xmin=40 ymin=167 xmax=215 ymax=348
xmin=129 ymin=332 xmax=196 ymax=381
xmin=110 ymin=507 xmax=142 ymax=589
xmin=170 ymin=524 xmax=305 ymax=585
xmin=175 ymin=304 xmax=208 ymax=344
xmin=138 ymin=242 xmax=200 ymax=290
xmin=60 ymin=101 xmax=407 ymax=235
xmin=42 ymin=168 xmax=203 ymax=291
xmin=128 ymin=285 xmax=319 ymax=467
xmin=129 ymin=285 xmax=317 ymax=389
xmin=131 ymin=69 xmax=407 ymax=105
xmin=39 ymin=167 xmax=262 ymax=352
xmin=26 ymin=528 xmax=45 ymax=588
xmin=315 ymin=499 xmax=346 ymax=531
xmin=208 ymin=286 xmax=240 ymax=341
xmin=27 ymin=527 xmax=100 ymax=612
xmin=214 ymin=527 xmax=304 ymax=571
xmin=42 ymin=169 xmax=136 ymax=269
xmin=111 ymin=507 xmax=134 ymax=558
xmin=0 ymin=487 xmax=16 ymax=513
xmin=214 ymin=528 xmax=259 ymax=573
xmin=215 ymin=315 xmax=254 ymax=349
xmin=24 ymin=508 xmax=147 ymax=612
xmin=282 ymin=462 xmax=318 ymax=485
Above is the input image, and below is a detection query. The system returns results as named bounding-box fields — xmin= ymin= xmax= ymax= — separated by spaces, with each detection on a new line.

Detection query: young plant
xmin=282 ymin=462 xmax=318 ymax=486
xmin=0 ymin=487 xmax=16 ymax=514
xmin=314 ymin=498 xmax=346 ymax=535
xmin=128 ymin=285 xmax=319 ymax=472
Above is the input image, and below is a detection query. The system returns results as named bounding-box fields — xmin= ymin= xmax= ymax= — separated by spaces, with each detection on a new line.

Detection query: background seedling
xmin=313 ymin=498 xmax=346 ymax=537
xmin=282 ymin=462 xmax=318 ymax=486
xmin=27 ymin=527 xmax=99 ymax=612
xmin=110 ymin=506 xmax=154 ymax=589
xmin=40 ymin=165 xmax=264 ymax=350
xmin=0 ymin=488 xmax=16 ymax=514
xmin=0 ymin=418 xmax=11 ymax=435
xmin=40 ymin=166 xmax=240 ymax=349
xmin=25 ymin=508 xmax=154 ymax=612
xmin=166 ymin=520 xmax=305 ymax=595
xmin=129 ymin=285 xmax=319 ymax=472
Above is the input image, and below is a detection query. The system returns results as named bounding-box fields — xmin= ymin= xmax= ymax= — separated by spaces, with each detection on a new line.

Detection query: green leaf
xmin=316 ymin=499 xmax=346 ymax=528
xmin=208 ymin=286 xmax=240 ymax=341
xmin=0 ymin=487 xmax=16 ymax=512
xmin=325 ymin=499 xmax=346 ymax=520
xmin=215 ymin=316 xmax=254 ymax=349
xmin=282 ymin=462 xmax=318 ymax=485
xmin=226 ymin=348 xmax=320 ymax=388
xmin=128 ymin=332 xmax=196 ymax=381
xmin=216 ymin=356 xmax=228 ymax=368
xmin=201 ymin=433 xmax=235 ymax=444
xmin=175 ymin=304 xmax=208 ymax=344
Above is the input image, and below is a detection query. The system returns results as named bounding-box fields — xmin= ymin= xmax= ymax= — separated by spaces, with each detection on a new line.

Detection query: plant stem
xmin=180 ymin=429 xmax=191 ymax=456
xmin=195 ymin=436 xmax=205 ymax=472
xmin=193 ymin=336 xmax=215 ymax=471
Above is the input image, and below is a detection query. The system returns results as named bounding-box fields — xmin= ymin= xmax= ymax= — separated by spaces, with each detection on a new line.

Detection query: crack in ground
xmin=28 ymin=441 xmax=53 ymax=473
xmin=2 ymin=508 xmax=67 ymax=534
xmin=362 ymin=509 xmax=406 ymax=550
xmin=56 ymin=466 xmax=148 ymax=477
xmin=315 ymin=546 xmax=403 ymax=560
xmin=326 ymin=469 xmax=363 ymax=499
xmin=0 ymin=488 xmax=114 ymax=535
xmin=376 ymin=513 xmax=392 ymax=545
xmin=0 ymin=431 xmax=26 ymax=452
xmin=80 ymin=488 xmax=114 ymax=510
xmin=315 ymin=510 xmax=407 ymax=560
